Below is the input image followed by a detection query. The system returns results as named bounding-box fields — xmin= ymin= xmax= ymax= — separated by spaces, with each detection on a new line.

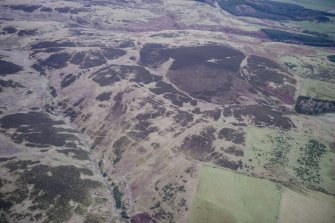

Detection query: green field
xmin=275 ymin=0 xmax=335 ymax=11
xmin=244 ymin=127 xmax=335 ymax=194
xmin=300 ymin=79 xmax=335 ymax=100
xmin=188 ymin=164 xmax=335 ymax=223
xmin=188 ymin=165 xmax=281 ymax=223
xmin=278 ymin=187 xmax=335 ymax=223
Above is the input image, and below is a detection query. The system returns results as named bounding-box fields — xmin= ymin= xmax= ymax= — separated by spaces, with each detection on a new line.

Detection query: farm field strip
xmin=300 ymin=79 xmax=335 ymax=101
xmin=188 ymin=165 xmax=281 ymax=223
xmin=189 ymin=165 xmax=335 ymax=223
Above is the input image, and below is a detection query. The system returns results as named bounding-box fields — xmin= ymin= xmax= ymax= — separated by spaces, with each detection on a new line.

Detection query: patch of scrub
xmin=241 ymin=55 xmax=297 ymax=105
xmin=0 ymin=60 xmax=23 ymax=76
xmin=96 ymin=92 xmax=112 ymax=101
xmin=280 ymin=55 xmax=335 ymax=81
xmin=328 ymin=55 xmax=335 ymax=63
xmin=1 ymin=160 xmax=100 ymax=222
xmin=0 ymin=112 xmax=79 ymax=147
xmin=92 ymin=65 xmax=160 ymax=87
xmin=244 ymin=127 xmax=335 ymax=194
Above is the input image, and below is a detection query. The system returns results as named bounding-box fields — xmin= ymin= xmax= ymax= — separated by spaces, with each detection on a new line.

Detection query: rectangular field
xmin=300 ymin=79 xmax=335 ymax=101
xmin=188 ymin=165 xmax=335 ymax=223
xmin=278 ymin=187 xmax=335 ymax=223
xmin=188 ymin=165 xmax=281 ymax=223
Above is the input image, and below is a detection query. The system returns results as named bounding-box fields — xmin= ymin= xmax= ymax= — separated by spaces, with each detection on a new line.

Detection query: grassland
xmin=244 ymin=127 xmax=335 ymax=194
xmin=300 ymin=79 xmax=335 ymax=101
xmin=188 ymin=165 xmax=281 ymax=223
xmin=279 ymin=55 xmax=335 ymax=81
xmin=278 ymin=187 xmax=335 ymax=223
xmin=189 ymin=165 xmax=335 ymax=223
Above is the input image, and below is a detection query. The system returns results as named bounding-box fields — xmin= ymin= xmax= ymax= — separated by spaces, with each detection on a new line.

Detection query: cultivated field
xmin=278 ymin=187 xmax=335 ymax=223
xmin=189 ymin=165 xmax=335 ymax=223
xmin=188 ymin=165 xmax=281 ymax=223
xmin=300 ymin=79 xmax=335 ymax=101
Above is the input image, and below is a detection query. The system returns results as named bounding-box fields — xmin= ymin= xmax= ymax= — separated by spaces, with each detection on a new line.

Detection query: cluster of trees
xmin=262 ymin=29 xmax=335 ymax=47
xmin=295 ymin=96 xmax=335 ymax=115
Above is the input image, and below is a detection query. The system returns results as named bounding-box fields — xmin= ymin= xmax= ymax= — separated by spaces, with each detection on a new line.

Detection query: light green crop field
xmin=244 ymin=127 xmax=335 ymax=194
xmin=300 ymin=79 xmax=335 ymax=100
xmin=188 ymin=165 xmax=335 ymax=223
xmin=188 ymin=165 xmax=281 ymax=223
xmin=275 ymin=0 xmax=335 ymax=11
xmin=278 ymin=187 xmax=335 ymax=223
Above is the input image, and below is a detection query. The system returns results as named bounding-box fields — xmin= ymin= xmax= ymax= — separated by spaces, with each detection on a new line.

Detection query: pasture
xmin=188 ymin=165 xmax=281 ymax=223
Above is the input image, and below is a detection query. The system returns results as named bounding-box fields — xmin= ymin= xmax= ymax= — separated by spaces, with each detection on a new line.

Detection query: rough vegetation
xmin=0 ymin=112 xmax=79 ymax=147
xmin=0 ymin=60 xmax=22 ymax=76
xmin=0 ymin=159 xmax=101 ymax=222
xmin=1 ymin=0 xmax=335 ymax=222
xmin=294 ymin=140 xmax=327 ymax=191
